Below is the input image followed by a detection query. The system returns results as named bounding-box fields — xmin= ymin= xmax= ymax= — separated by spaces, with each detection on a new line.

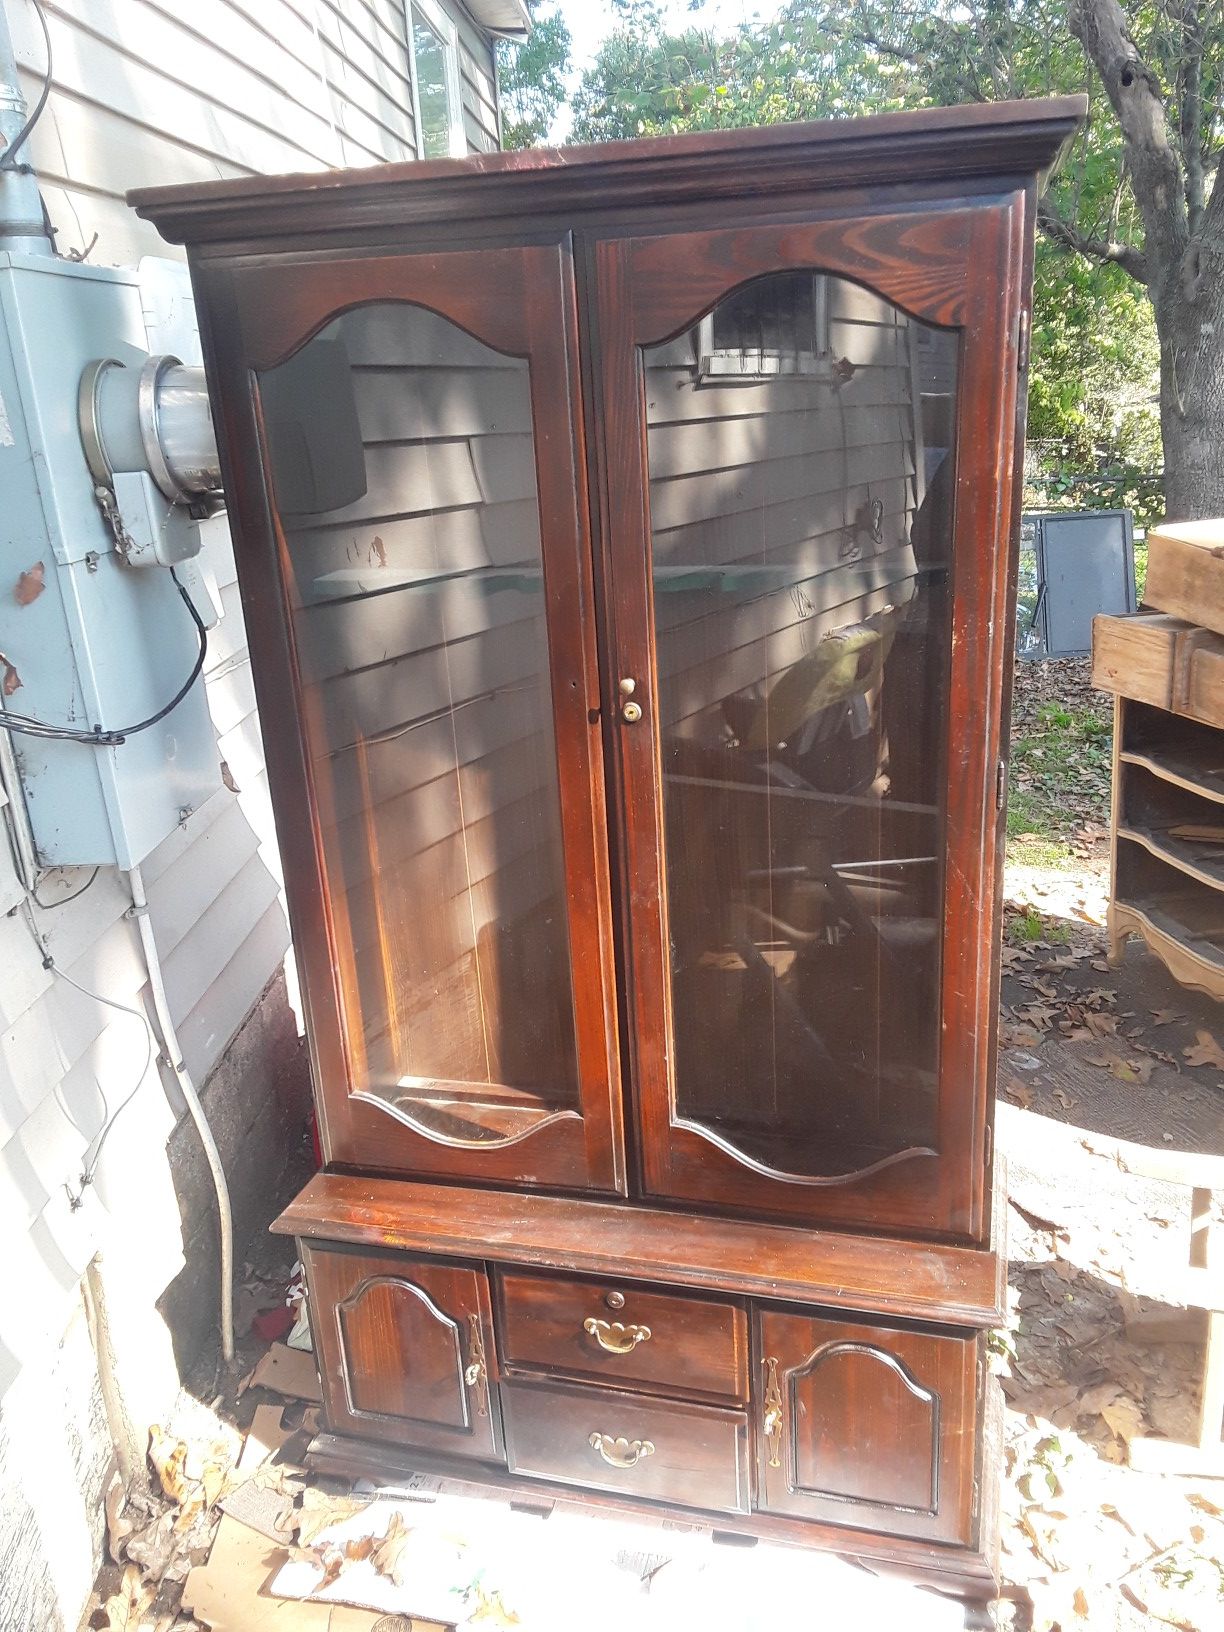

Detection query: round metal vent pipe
xmin=79 ymin=354 xmax=224 ymax=508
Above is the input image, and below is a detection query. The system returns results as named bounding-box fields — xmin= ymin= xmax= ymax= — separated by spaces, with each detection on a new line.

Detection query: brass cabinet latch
xmin=763 ymin=1355 xmax=784 ymax=1469
xmin=583 ymin=1316 xmax=652 ymax=1354
xmin=465 ymin=1314 xmax=489 ymax=1418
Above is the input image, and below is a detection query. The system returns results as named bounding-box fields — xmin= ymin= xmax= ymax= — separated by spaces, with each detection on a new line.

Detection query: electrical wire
xmin=0 ymin=0 xmax=52 ymax=173
xmin=19 ymin=902 xmax=156 ymax=1204
xmin=0 ymin=567 xmax=207 ymax=746
xmin=31 ymin=864 xmax=99 ymax=909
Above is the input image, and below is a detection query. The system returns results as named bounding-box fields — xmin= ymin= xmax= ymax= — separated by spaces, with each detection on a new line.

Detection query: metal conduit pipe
xmin=126 ymin=863 xmax=235 ymax=1363
xmin=0 ymin=0 xmax=54 ymax=254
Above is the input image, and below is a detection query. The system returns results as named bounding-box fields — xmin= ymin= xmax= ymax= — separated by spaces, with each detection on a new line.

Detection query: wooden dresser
xmin=131 ymin=95 xmax=1084 ymax=1608
xmin=1094 ymin=522 xmax=1224 ymax=998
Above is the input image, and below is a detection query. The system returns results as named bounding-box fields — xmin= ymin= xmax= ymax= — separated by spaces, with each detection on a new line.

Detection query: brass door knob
xmin=619 ymin=678 xmax=643 ymax=722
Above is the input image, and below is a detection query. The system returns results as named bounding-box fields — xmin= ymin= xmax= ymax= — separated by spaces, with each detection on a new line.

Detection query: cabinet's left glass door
xmin=211 ymin=245 xmax=623 ymax=1191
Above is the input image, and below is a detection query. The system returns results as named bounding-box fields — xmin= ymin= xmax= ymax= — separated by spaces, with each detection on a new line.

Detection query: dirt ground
xmin=996 ymin=657 xmax=1224 ymax=1631
xmin=83 ymin=658 xmax=1224 ymax=1632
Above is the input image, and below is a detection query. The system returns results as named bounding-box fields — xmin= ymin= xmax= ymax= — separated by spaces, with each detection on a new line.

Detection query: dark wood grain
xmin=588 ymin=197 xmax=1024 ymax=1242
xmin=130 ymin=97 xmax=1085 ymax=246
xmin=139 ymin=98 xmax=1087 ymax=1598
xmin=495 ymin=1269 xmax=748 ymax=1403
xmin=275 ymin=1173 xmax=1006 ymax=1327
xmin=755 ymin=1309 xmax=978 ymax=1545
xmin=197 ymin=242 xmax=626 ymax=1196
xmin=500 ymin=1378 xmax=750 ymax=1514
xmin=303 ymin=1244 xmax=502 ymax=1460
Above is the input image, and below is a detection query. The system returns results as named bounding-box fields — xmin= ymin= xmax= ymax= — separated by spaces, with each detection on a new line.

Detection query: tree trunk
xmin=1153 ymin=250 xmax=1224 ymax=521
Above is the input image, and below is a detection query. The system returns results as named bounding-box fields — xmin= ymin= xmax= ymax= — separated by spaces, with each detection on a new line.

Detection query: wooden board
xmin=1093 ymin=611 xmax=1224 ymax=726
xmin=1144 ymin=520 xmax=1224 ymax=638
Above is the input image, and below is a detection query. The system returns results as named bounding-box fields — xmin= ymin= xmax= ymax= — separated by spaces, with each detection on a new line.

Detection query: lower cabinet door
xmin=755 ymin=1311 xmax=978 ymax=1544
xmin=304 ymin=1244 xmax=502 ymax=1461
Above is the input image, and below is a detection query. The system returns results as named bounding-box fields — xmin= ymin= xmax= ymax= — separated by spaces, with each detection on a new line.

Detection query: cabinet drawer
xmin=502 ymin=1379 xmax=749 ymax=1514
xmin=496 ymin=1270 xmax=747 ymax=1403
xmin=303 ymin=1243 xmax=502 ymax=1462
xmin=755 ymin=1310 xmax=978 ymax=1544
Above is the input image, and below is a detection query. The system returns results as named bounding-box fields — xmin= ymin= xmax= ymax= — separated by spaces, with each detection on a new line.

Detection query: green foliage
xmin=496 ymin=3 xmax=572 ymax=150
xmin=1025 ymin=241 xmax=1164 ymax=529
xmin=562 ymin=0 xmax=1171 ymax=517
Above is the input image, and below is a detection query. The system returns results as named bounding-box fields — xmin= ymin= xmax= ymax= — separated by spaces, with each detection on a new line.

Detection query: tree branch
xmin=1068 ymin=0 xmax=1188 ymax=258
xmin=1037 ymin=196 xmax=1149 ymax=282
xmin=1203 ymin=154 xmax=1224 ymax=247
xmin=1175 ymin=0 xmax=1206 ymax=230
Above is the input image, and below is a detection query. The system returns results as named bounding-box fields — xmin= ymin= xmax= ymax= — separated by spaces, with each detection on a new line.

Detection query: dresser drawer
xmin=502 ymin=1379 xmax=750 ymax=1514
xmin=495 ymin=1270 xmax=748 ymax=1403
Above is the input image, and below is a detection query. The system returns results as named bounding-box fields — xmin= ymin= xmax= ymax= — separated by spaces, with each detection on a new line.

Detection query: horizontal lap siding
xmin=0 ymin=0 xmax=503 ymax=1401
xmin=646 ymin=282 xmax=923 ymax=735
xmin=454 ymin=8 xmax=500 ymax=152
xmin=279 ymin=304 xmax=563 ymax=1089
xmin=8 ymin=0 xmax=433 ymax=265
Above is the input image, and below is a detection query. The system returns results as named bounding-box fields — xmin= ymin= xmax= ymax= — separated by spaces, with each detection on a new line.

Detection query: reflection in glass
xmin=260 ymin=304 xmax=577 ymax=1143
xmin=412 ymin=8 xmax=454 ymax=159
xmin=644 ymin=273 xmax=958 ymax=1179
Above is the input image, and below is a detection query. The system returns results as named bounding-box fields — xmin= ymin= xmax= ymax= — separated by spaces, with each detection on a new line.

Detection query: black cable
xmin=0 ymin=567 xmax=207 ymax=746
xmin=0 ymin=0 xmax=52 ymax=173
xmin=31 ymin=865 xmax=99 ymax=909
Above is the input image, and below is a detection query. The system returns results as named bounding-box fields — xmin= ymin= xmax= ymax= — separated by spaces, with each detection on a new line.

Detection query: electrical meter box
xmin=0 ymin=252 xmax=221 ymax=868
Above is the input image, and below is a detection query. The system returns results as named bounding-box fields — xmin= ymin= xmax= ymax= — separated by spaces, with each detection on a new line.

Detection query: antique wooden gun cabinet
xmin=134 ymin=95 xmax=1083 ymax=1604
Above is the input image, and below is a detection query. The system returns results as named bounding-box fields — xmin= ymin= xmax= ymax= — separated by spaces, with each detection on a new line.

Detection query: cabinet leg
xmin=711 ymin=1528 xmax=759 ymax=1549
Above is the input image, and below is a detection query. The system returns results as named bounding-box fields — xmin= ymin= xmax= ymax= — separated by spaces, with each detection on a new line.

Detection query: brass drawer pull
xmin=589 ymin=1432 xmax=655 ymax=1468
xmin=583 ymin=1316 xmax=652 ymax=1354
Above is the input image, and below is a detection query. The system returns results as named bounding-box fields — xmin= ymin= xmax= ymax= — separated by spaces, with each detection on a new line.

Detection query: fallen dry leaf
xmin=1004 ymin=1078 xmax=1036 ymax=1109
xmin=102 ymin=1564 xmax=154 ymax=1632
xmin=1150 ymin=1008 xmax=1181 ymax=1026
xmin=307 ymin=1533 xmax=376 ymax=1590
xmin=292 ymin=1485 xmax=372 ymax=1547
xmin=1183 ymin=1029 xmax=1224 ymax=1069
xmin=370 ymin=1510 xmax=414 ymax=1588
xmin=1101 ymin=1394 xmax=1147 ymax=1447
xmin=148 ymin=1425 xmax=192 ymax=1507
xmin=1083 ymin=1049 xmax=1155 ymax=1084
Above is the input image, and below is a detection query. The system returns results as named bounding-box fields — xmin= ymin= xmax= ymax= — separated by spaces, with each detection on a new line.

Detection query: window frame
xmin=407 ymin=0 xmax=467 ymax=161
xmin=696 ymin=271 xmax=834 ymax=383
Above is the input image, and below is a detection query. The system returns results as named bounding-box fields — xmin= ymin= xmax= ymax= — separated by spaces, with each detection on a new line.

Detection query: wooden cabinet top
xmin=130 ymin=95 xmax=1085 ymax=246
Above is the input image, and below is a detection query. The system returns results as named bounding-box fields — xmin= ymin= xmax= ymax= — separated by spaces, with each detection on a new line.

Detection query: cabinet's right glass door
xmin=593 ymin=201 xmax=1022 ymax=1239
xmin=648 ymin=273 xmax=955 ymax=1186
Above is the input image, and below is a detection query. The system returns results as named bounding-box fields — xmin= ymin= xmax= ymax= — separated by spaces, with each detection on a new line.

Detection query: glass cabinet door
xmin=205 ymin=243 xmax=623 ymax=1192
xmin=592 ymin=204 xmax=1024 ymax=1238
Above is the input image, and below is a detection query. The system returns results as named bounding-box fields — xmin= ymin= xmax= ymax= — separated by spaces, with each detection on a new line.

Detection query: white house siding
xmin=644 ymin=278 xmax=926 ymax=741
xmin=0 ymin=3 xmax=503 ymax=1628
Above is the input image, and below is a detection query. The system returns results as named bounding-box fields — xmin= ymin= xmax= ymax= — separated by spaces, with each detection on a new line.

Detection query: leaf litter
xmin=995 ymin=658 xmax=1224 ymax=1630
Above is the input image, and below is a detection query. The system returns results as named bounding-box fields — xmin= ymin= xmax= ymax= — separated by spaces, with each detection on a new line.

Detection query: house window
xmin=697 ymin=272 xmax=832 ymax=381
xmin=410 ymin=0 xmax=464 ymax=159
